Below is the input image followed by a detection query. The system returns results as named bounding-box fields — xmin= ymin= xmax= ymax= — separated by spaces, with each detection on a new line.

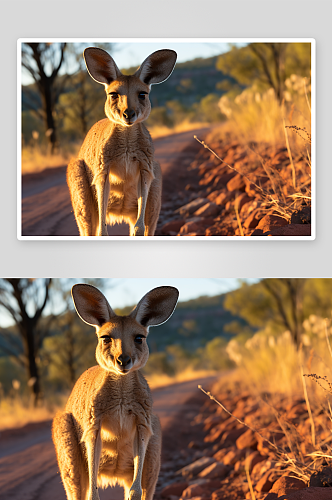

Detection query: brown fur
xmin=52 ymin=284 xmax=179 ymax=500
xmin=67 ymin=48 xmax=177 ymax=236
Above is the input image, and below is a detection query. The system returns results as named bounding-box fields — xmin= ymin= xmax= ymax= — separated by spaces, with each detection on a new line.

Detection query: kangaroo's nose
xmin=123 ymin=109 xmax=135 ymax=120
xmin=117 ymin=355 xmax=131 ymax=367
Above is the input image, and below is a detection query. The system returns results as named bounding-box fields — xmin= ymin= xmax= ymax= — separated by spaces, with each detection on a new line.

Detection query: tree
xmin=224 ymin=278 xmax=308 ymax=348
xmin=0 ymin=279 xmax=53 ymax=404
xmin=41 ymin=278 xmax=113 ymax=390
xmin=22 ymin=43 xmax=67 ymax=153
xmin=0 ymin=278 xmax=112 ymax=403
xmin=57 ymin=43 xmax=109 ymax=140
xmin=43 ymin=310 xmax=96 ymax=390
xmin=216 ymin=43 xmax=311 ymax=104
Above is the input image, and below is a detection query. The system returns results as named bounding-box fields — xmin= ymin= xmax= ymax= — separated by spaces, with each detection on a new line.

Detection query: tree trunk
xmin=41 ymin=80 xmax=57 ymax=154
xmin=24 ymin=323 xmax=41 ymax=406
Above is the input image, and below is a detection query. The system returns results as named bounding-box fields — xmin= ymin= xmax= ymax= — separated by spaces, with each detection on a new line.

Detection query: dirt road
xmin=21 ymin=127 xmax=210 ymax=237
xmin=0 ymin=376 xmax=215 ymax=500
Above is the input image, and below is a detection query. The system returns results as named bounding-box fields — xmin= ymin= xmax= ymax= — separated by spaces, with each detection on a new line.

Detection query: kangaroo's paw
xmin=98 ymin=224 xmax=109 ymax=236
xmin=88 ymin=491 xmax=101 ymax=500
xmin=128 ymin=488 xmax=142 ymax=500
xmin=133 ymin=224 xmax=145 ymax=236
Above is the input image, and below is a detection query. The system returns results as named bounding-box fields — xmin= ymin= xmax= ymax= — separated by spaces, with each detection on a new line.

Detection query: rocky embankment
xmin=156 ymin=138 xmax=311 ymax=237
xmin=155 ymin=384 xmax=332 ymax=500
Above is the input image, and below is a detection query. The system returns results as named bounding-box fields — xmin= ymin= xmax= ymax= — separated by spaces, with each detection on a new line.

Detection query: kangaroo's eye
xmin=138 ymin=92 xmax=147 ymax=100
xmin=134 ymin=335 xmax=145 ymax=344
xmin=108 ymin=92 xmax=118 ymax=100
xmin=100 ymin=335 xmax=112 ymax=344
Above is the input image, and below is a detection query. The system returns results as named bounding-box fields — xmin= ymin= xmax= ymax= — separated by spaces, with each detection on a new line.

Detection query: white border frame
xmin=17 ymin=38 xmax=315 ymax=241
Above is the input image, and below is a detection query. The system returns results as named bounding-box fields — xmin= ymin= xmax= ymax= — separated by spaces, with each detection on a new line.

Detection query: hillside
xmin=115 ymin=293 xmax=249 ymax=353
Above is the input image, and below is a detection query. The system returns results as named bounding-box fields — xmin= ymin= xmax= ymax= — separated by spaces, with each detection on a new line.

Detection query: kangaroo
xmin=52 ymin=284 xmax=179 ymax=500
xmin=67 ymin=47 xmax=177 ymax=236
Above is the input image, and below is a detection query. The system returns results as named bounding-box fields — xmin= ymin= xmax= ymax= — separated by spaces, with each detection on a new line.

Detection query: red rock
xmin=203 ymin=415 xmax=224 ymax=432
xmin=252 ymin=458 xmax=272 ymax=476
xmin=243 ymin=209 xmax=262 ymax=229
xmin=179 ymin=456 xmax=216 ymax=477
xmin=255 ymin=214 xmax=289 ymax=232
xmin=161 ymin=219 xmax=186 ymax=234
xmin=226 ymin=173 xmax=246 ymax=192
xmin=207 ymin=190 xmax=224 ymax=202
xmin=310 ymin=466 xmax=332 ymax=487
xmin=161 ymin=481 xmax=188 ymax=497
xmin=221 ymin=427 xmax=247 ymax=445
xmin=214 ymin=191 xmax=234 ymax=206
xmin=213 ymin=448 xmax=231 ymax=462
xmin=240 ymin=200 xmax=255 ymax=217
xmin=198 ymin=461 xmax=229 ymax=479
xmin=256 ymin=470 xmax=275 ymax=493
xmin=287 ymin=402 xmax=307 ymax=419
xmin=222 ymin=448 xmax=246 ymax=465
xmin=212 ymin=490 xmax=232 ymax=500
xmin=245 ymin=451 xmax=265 ymax=472
xmin=194 ymin=202 xmax=220 ymax=217
xmin=213 ymin=172 xmax=237 ymax=189
xmin=181 ymin=483 xmax=205 ymax=498
xmin=206 ymin=418 xmax=237 ymax=442
xmin=271 ymin=150 xmax=289 ymax=165
xmin=236 ymin=429 xmax=258 ymax=450
xmin=200 ymin=170 xmax=220 ymax=186
xmin=266 ymin=223 xmax=311 ymax=236
xmin=179 ymin=232 xmax=203 ymax=236
xmin=244 ymin=177 xmax=259 ymax=197
xmin=273 ymin=487 xmax=332 ymax=499
xmin=267 ymin=475 xmax=307 ymax=496
xmin=225 ymin=200 xmax=233 ymax=212
xmin=199 ymin=161 xmax=216 ymax=175
xmin=175 ymin=198 xmax=209 ymax=216
xmin=256 ymin=433 xmax=283 ymax=456
xmin=234 ymin=193 xmax=252 ymax=212
xmin=179 ymin=221 xmax=203 ymax=235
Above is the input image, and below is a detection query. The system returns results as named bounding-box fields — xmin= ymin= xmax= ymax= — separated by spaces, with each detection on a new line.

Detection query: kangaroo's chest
xmin=107 ymin=149 xmax=140 ymax=186
xmin=101 ymin=402 xmax=137 ymax=441
xmin=103 ymin=133 xmax=153 ymax=184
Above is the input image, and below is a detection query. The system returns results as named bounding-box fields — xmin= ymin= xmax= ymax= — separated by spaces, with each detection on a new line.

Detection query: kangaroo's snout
xmin=123 ymin=108 xmax=136 ymax=125
xmin=116 ymin=354 xmax=132 ymax=372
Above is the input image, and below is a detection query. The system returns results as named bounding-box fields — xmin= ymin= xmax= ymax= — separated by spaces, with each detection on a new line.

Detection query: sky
xmin=102 ymin=278 xmax=257 ymax=309
xmin=21 ymin=41 xmax=247 ymax=85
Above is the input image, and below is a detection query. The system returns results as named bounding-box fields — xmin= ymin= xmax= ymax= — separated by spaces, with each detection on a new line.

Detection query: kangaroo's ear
xmin=130 ymin=286 xmax=179 ymax=327
xmin=84 ymin=47 xmax=122 ymax=86
xmin=135 ymin=49 xmax=177 ymax=85
xmin=72 ymin=284 xmax=115 ymax=328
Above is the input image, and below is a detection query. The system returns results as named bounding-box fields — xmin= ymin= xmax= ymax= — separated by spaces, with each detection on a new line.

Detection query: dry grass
xmin=149 ymin=120 xmax=210 ymax=139
xmin=0 ymin=392 xmax=68 ymax=430
xmin=146 ymin=367 xmax=216 ymax=389
xmin=226 ymin=319 xmax=332 ymax=398
xmin=215 ymin=77 xmax=311 ymax=152
xmin=22 ymin=143 xmax=80 ymax=174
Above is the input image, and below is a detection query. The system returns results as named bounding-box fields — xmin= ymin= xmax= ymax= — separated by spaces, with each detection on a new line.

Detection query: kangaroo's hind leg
xmin=67 ymin=159 xmax=98 ymax=236
xmin=52 ymin=411 xmax=88 ymax=500
xmin=141 ymin=414 xmax=162 ymax=500
xmin=144 ymin=162 xmax=162 ymax=236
